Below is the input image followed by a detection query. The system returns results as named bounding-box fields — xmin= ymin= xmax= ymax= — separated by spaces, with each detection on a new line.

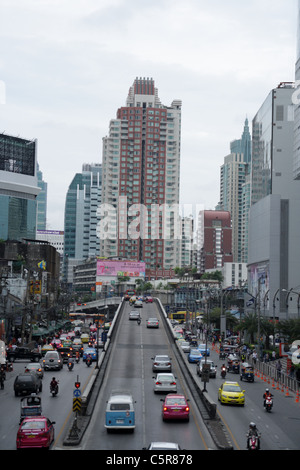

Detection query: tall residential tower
xmin=100 ymin=77 xmax=182 ymax=273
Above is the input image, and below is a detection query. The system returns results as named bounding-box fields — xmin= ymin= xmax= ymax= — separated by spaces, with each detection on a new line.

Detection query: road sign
xmin=73 ymin=389 xmax=81 ymax=397
xmin=73 ymin=397 xmax=82 ymax=412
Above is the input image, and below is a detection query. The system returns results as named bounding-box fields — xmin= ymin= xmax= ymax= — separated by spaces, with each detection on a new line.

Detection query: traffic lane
xmin=82 ymin=301 xmax=216 ymax=450
xmin=0 ymin=354 xmax=93 ymax=450
xmin=193 ymin=347 xmax=300 ymax=450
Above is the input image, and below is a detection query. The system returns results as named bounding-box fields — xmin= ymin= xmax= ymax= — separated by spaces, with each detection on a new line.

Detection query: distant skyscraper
xmin=36 ymin=163 xmax=47 ymax=230
xmin=100 ymin=77 xmax=182 ymax=273
xmin=0 ymin=133 xmax=40 ymax=240
xmin=63 ymin=163 xmax=102 ymax=284
xmin=220 ymin=119 xmax=251 ymax=262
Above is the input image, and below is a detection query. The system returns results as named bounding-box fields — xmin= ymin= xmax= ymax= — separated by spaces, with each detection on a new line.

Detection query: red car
xmin=16 ymin=416 xmax=55 ymax=450
xmin=161 ymin=394 xmax=190 ymax=421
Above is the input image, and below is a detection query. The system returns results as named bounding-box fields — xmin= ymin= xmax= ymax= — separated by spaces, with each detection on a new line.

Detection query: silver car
xmin=152 ymin=354 xmax=172 ymax=372
xmin=179 ymin=341 xmax=190 ymax=353
xmin=42 ymin=351 xmax=63 ymax=371
xmin=153 ymin=373 xmax=177 ymax=393
xmin=196 ymin=359 xmax=217 ymax=378
xmin=129 ymin=310 xmax=141 ymax=321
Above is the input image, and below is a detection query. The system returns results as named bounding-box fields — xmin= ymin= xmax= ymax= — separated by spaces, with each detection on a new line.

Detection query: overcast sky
xmin=0 ymin=0 xmax=298 ymax=230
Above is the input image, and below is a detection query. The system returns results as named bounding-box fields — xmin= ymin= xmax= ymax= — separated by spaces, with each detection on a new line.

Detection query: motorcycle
xmin=265 ymin=396 xmax=273 ymax=412
xmin=75 ymin=355 xmax=80 ymax=364
xmin=50 ymin=381 xmax=59 ymax=397
xmin=247 ymin=433 xmax=260 ymax=450
xmin=67 ymin=360 xmax=74 ymax=371
xmin=221 ymin=367 xmax=226 ymax=379
xmin=86 ymin=357 xmax=92 ymax=367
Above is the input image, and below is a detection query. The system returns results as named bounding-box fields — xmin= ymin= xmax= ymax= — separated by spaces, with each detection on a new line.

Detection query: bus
xmin=168 ymin=311 xmax=186 ymax=323
xmin=124 ymin=289 xmax=136 ymax=301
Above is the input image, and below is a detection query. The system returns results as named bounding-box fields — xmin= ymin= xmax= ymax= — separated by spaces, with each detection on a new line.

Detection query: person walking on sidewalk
xmin=276 ymin=360 xmax=282 ymax=381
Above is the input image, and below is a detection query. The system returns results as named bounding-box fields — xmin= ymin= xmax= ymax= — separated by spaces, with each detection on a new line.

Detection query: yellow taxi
xmin=218 ymin=381 xmax=245 ymax=406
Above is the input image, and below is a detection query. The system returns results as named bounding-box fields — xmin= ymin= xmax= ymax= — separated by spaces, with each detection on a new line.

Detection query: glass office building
xmin=0 ymin=134 xmax=39 ymax=240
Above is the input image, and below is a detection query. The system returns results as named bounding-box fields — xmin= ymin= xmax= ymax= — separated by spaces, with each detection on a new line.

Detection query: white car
xmin=179 ymin=341 xmax=190 ymax=353
xmin=153 ymin=373 xmax=177 ymax=393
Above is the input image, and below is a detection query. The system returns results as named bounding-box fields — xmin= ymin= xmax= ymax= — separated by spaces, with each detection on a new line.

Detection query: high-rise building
xmin=247 ymin=83 xmax=300 ymax=319
xmin=0 ymin=133 xmax=40 ymax=240
xmin=196 ymin=210 xmax=233 ymax=273
xmin=63 ymin=163 xmax=102 ymax=284
xmin=36 ymin=163 xmax=48 ymax=230
xmin=219 ymin=119 xmax=251 ymax=262
xmin=293 ymin=0 xmax=300 ymax=179
xmin=100 ymin=77 xmax=182 ymax=273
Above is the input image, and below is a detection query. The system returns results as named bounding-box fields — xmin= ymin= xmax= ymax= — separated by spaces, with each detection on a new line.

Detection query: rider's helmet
xmin=265 ymin=388 xmax=269 ymax=393
xmin=249 ymin=422 xmax=256 ymax=430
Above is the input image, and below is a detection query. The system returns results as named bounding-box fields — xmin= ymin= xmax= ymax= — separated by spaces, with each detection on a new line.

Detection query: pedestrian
xmin=276 ymin=360 xmax=282 ymax=381
xmin=272 ymin=350 xmax=276 ymax=361
xmin=252 ymin=350 xmax=257 ymax=364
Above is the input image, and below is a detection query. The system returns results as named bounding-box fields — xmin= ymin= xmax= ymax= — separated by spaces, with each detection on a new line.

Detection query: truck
xmin=7 ymin=346 xmax=42 ymax=363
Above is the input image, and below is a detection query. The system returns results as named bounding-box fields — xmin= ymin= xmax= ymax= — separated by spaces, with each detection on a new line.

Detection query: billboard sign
xmin=96 ymin=260 xmax=145 ymax=278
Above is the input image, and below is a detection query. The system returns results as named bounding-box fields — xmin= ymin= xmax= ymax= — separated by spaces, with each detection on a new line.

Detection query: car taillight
xmin=156 ymin=381 xmax=162 ymax=385
xmin=163 ymin=407 xmax=168 ymax=411
xmin=170 ymin=382 xmax=176 ymax=385
xmin=185 ymin=407 xmax=190 ymax=412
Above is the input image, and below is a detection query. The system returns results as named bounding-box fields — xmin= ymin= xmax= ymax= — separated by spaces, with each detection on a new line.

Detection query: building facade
xmin=0 ymin=134 xmax=40 ymax=241
xmin=63 ymin=163 xmax=102 ymax=284
xmin=197 ymin=210 xmax=233 ymax=273
xmin=100 ymin=77 xmax=182 ymax=272
xmin=248 ymin=83 xmax=300 ymax=318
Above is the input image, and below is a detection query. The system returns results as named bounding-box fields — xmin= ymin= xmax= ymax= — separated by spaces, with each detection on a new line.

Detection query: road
xmin=0 ymin=347 xmax=94 ymax=450
xmin=80 ymin=301 xmax=217 ymax=450
xmin=1 ymin=299 xmax=300 ymax=451
xmin=183 ymin=341 xmax=300 ymax=450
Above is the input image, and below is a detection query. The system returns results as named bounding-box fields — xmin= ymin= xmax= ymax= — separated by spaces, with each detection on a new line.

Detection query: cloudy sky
xmin=0 ymin=0 xmax=298 ymax=230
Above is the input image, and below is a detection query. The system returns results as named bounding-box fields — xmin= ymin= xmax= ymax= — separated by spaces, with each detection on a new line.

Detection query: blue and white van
xmin=105 ymin=390 xmax=135 ymax=432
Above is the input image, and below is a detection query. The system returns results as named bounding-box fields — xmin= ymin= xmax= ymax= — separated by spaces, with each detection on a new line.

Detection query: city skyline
xmin=0 ymin=0 xmax=297 ymax=230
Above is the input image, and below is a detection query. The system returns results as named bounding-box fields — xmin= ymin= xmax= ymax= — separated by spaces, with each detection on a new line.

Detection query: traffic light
xmin=75 ymin=381 xmax=80 ymax=389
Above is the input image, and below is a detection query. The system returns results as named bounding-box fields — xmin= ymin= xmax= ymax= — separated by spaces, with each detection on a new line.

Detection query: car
xmin=14 ymin=373 xmax=43 ymax=396
xmin=146 ymin=317 xmax=159 ymax=328
xmin=179 ymin=341 xmax=190 ymax=353
xmin=16 ymin=416 xmax=55 ymax=449
xmin=153 ymin=373 xmax=177 ymax=393
xmin=145 ymin=442 xmax=181 ymax=450
xmin=218 ymin=381 xmax=245 ymax=406
xmin=188 ymin=348 xmax=203 ymax=363
xmin=129 ymin=310 xmax=141 ymax=321
xmin=145 ymin=296 xmax=153 ymax=303
xmin=80 ymin=333 xmax=89 ymax=343
xmin=42 ymin=351 xmax=63 ymax=371
xmin=134 ymin=300 xmax=143 ymax=308
xmin=57 ymin=347 xmax=73 ymax=363
xmin=161 ymin=394 xmax=190 ymax=421
xmin=83 ymin=347 xmax=97 ymax=362
xmin=196 ymin=359 xmax=217 ymax=378
xmin=41 ymin=344 xmax=54 ymax=356
xmin=105 ymin=390 xmax=135 ymax=432
xmin=198 ymin=343 xmax=210 ymax=356
xmin=24 ymin=363 xmax=44 ymax=379
xmin=152 ymin=354 xmax=172 ymax=372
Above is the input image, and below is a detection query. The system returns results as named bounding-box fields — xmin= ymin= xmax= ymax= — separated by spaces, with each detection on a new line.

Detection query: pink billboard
xmin=96 ymin=259 xmax=145 ymax=277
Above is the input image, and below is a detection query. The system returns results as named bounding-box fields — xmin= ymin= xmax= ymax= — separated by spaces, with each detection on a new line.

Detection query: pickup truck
xmin=7 ymin=347 xmax=42 ymax=363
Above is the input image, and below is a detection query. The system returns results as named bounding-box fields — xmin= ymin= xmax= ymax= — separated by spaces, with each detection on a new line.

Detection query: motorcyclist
xmin=75 ymin=350 xmax=80 ymax=362
xmin=86 ymin=353 xmax=92 ymax=366
xmin=263 ymin=388 xmax=273 ymax=407
xmin=246 ymin=422 xmax=260 ymax=449
xmin=50 ymin=377 xmax=58 ymax=391
xmin=221 ymin=364 xmax=226 ymax=377
xmin=68 ymin=356 xmax=74 ymax=370
xmin=137 ymin=316 xmax=141 ymax=325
